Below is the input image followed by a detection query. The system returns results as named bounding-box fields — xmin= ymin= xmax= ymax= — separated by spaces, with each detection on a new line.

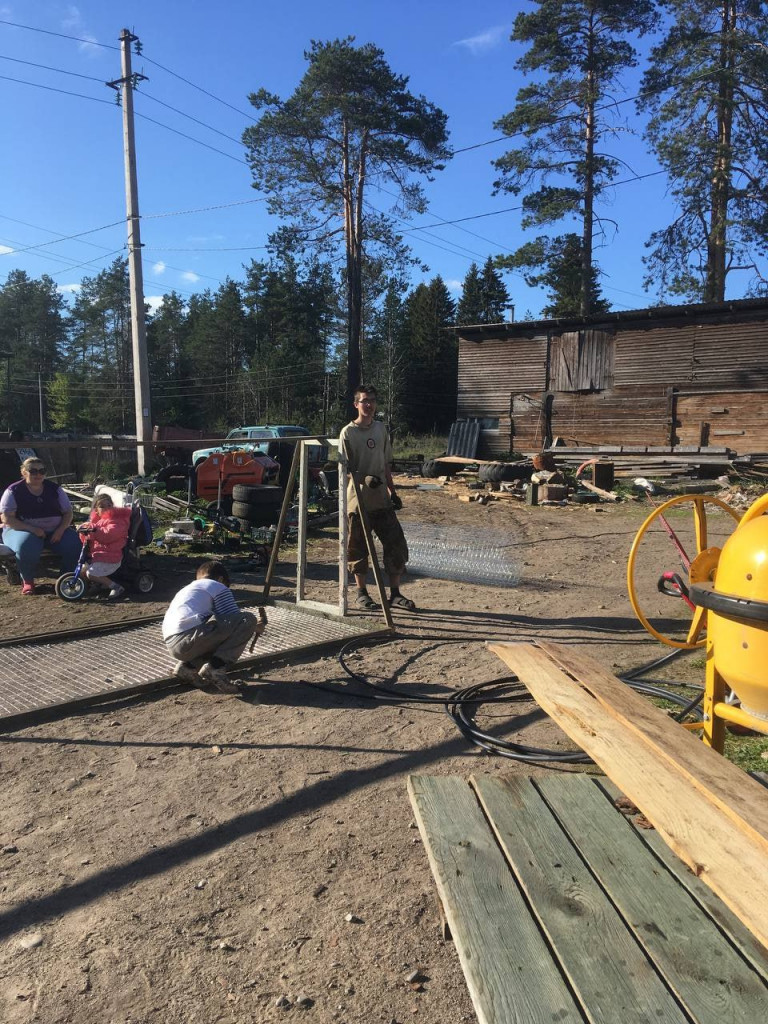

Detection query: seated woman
xmin=0 ymin=457 xmax=81 ymax=594
xmin=79 ymin=493 xmax=132 ymax=600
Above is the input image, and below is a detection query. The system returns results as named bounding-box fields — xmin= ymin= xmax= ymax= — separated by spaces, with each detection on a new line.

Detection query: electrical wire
xmin=0 ymin=18 xmax=118 ymax=50
xmin=336 ymin=634 xmax=705 ymax=766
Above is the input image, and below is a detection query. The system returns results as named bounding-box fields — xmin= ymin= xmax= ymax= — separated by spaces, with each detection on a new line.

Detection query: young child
xmin=162 ymin=560 xmax=265 ymax=694
xmin=78 ymin=494 xmax=131 ymax=599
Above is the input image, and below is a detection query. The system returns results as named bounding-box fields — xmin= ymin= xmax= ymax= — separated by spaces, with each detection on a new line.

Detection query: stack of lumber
xmin=539 ymin=445 xmax=734 ymax=479
xmin=489 ymin=640 xmax=768 ymax=950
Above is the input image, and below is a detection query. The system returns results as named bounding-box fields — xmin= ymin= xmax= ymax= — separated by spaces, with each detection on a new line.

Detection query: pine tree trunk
xmin=706 ymin=0 xmax=736 ymax=302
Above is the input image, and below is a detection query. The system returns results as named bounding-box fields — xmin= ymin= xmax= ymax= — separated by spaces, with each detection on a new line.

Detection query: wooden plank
xmin=598 ymin=779 xmax=768 ymax=984
xmin=407 ymin=775 xmax=582 ymax=1024
xmin=538 ymin=775 xmax=768 ymax=1022
xmin=472 ymin=775 xmax=688 ymax=1024
xmin=487 ymin=642 xmax=768 ymax=949
xmin=576 ymin=480 xmax=618 ymax=501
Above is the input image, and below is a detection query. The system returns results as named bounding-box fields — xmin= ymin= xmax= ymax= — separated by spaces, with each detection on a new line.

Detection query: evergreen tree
xmin=480 ymin=257 xmax=510 ymax=322
xmin=0 ymin=270 xmax=66 ymax=429
xmin=401 ymin=277 xmax=456 ymax=433
xmin=638 ymin=0 xmax=768 ymax=300
xmin=146 ymin=292 xmax=191 ymax=426
xmin=456 ymin=263 xmax=484 ymax=325
xmin=68 ymin=259 xmax=133 ymax=433
xmin=366 ymin=279 xmax=408 ymax=431
xmin=242 ymin=37 xmax=450 ymax=411
xmin=493 ymin=0 xmax=657 ymax=315
xmin=505 ymin=233 xmax=610 ymax=317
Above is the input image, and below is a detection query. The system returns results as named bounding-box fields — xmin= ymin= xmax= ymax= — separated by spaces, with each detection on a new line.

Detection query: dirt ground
xmin=0 ymin=479 xmax=760 ymax=1024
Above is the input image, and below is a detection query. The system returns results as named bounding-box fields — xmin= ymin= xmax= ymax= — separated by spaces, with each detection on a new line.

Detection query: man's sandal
xmin=389 ymin=594 xmax=416 ymax=611
xmin=355 ymin=591 xmax=380 ymax=611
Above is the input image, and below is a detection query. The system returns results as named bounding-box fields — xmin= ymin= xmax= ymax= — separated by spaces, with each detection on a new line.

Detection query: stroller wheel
xmin=55 ymin=572 xmax=87 ymax=601
xmin=136 ymin=571 xmax=155 ymax=594
xmin=5 ymin=563 xmax=21 ymax=586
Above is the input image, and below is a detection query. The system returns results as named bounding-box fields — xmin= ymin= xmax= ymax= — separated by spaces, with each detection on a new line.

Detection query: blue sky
xmin=0 ymin=1 xmax=699 ymax=321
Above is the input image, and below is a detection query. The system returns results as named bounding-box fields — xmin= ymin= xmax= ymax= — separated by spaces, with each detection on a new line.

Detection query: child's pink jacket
xmin=86 ymin=506 xmax=131 ymax=562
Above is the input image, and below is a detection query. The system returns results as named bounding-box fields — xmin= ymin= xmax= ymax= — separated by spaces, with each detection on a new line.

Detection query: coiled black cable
xmin=337 ymin=634 xmax=704 ymax=766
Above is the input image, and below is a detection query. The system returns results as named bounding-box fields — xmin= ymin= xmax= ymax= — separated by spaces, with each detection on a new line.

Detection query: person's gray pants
xmin=165 ymin=612 xmax=258 ymax=668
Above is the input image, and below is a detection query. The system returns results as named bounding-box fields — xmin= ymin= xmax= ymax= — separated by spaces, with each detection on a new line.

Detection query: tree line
xmin=0 ymin=255 xmax=508 ymax=438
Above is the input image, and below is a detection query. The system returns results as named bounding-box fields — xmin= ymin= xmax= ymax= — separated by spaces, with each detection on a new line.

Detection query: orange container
xmin=195 ymin=451 xmax=278 ymax=500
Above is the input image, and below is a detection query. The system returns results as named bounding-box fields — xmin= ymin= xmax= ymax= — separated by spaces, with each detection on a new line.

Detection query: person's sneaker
xmin=172 ymin=661 xmax=204 ymax=686
xmin=21 ymin=580 xmax=36 ymax=595
xmin=107 ymin=583 xmax=126 ymax=600
xmin=198 ymin=662 xmax=241 ymax=694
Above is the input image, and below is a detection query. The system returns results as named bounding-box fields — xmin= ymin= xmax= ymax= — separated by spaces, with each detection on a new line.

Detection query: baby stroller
xmin=55 ymin=501 xmax=156 ymax=601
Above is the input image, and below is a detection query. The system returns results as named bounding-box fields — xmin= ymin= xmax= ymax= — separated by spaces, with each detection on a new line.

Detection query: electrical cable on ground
xmin=335 ymin=634 xmax=705 ymax=767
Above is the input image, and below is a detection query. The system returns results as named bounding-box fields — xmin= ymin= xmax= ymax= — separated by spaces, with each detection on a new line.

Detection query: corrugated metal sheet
xmin=458 ymin=336 xmax=547 ymax=418
xmin=676 ymin=390 xmax=768 ymax=450
xmin=446 ymin=419 xmax=481 ymax=458
xmin=614 ymin=325 xmax=696 ymax=385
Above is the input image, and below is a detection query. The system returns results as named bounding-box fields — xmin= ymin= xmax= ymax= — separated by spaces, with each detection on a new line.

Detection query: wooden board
xmin=472 ymin=776 xmax=688 ymax=1024
xmin=488 ymin=641 xmax=768 ymax=949
xmin=407 ymin=775 xmax=581 ymax=1024
xmin=409 ymin=773 xmax=768 ymax=1024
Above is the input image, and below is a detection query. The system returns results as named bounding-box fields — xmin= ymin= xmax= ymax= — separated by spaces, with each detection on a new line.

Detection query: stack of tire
xmin=421 ymin=459 xmax=460 ymax=478
xmin=231 ymin=483 xmax=284 ymax=531
xmin=477 ymin=461 xmax=534 ymax=484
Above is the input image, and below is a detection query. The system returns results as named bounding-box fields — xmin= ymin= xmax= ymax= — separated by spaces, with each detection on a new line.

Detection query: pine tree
xmin=480 ymin=257 xmax=510 ymax=322
xmin=243 ymin=38 xmax=450 ymax=412
xmin=456 ymin=263 xmax=484 ymax=325
xmin=493 ymin=0 xmax=657 ymax=315
xmin=639 ymin=0 xmax=768 ymax=300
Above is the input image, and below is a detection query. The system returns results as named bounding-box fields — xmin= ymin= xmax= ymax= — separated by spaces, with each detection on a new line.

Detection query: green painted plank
xmin=473 ymin=775 xmax=688 ymax=1024
xmin=598 ymin=779 xmax=768 ymax=984
xmin=539 ymin=775 xmax=768 ymax=1024
xmin=407 ymin=774 xmax=582 ymax=1024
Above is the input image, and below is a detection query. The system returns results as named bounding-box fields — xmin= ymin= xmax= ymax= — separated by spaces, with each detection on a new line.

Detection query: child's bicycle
xmin=55 ymin=531 xmax=92 ymax=601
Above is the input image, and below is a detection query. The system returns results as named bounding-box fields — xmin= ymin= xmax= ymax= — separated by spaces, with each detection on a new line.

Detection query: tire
xmin=421 ymin=460 xmax=440 ymax=478
xmin=232 ymin=501 xmax=280 ymax=524
xmin=478 ymin=462 xmax=534 ymax=483
xmin=156 ymin=463 xmax=190 ymax=483
xmin=136 ymin=571 xmax=155 ymax=593
xmin=5 ymin=564 xmax=21 ymax=586
xmin=231 ymin=484 xmax=283 ymax=505
xmin=206 ymin=497 xmax=233 ymax=516
xmin=55 ymin=572 xmax=87 ymax=601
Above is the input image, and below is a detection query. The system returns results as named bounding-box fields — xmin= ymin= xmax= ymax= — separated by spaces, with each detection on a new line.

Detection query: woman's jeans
xmin=1 ymin=526 xmax=81 ymax=582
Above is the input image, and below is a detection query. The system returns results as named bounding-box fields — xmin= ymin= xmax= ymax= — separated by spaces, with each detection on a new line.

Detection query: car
xmin=193 ymin=425 xmax=330 ymax=490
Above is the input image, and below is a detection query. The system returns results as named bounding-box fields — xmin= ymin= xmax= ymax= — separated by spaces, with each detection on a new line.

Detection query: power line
xmin=133 ymin=109 xmax=248 ymax=164
xmin=0 ymin=219 xmax=125 ymax=256
xmin=0 ymin=71 xmax=114 ymax=104
xmin=138 ymin=90 xmax=248 ymax=148
xmin=140 ymin=53 xmax=256 ymax=122
xmin=0 ymin=18 xmax=118 ymax=50
xmin=0 ymin=53 xmax=105 ymax=82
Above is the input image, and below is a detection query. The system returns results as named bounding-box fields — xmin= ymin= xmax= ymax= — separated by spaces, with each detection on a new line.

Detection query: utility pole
xmin=108 ymin=29 xmax=152 ymax=476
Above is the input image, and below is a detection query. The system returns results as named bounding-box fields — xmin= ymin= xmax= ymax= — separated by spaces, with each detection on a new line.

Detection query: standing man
xmin=339 ymin=384 xmax=416 ymax=612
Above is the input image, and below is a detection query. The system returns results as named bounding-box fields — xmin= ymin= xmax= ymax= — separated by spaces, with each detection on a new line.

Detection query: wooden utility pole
xmin=108 ymin=29 xmax=152 ymax=475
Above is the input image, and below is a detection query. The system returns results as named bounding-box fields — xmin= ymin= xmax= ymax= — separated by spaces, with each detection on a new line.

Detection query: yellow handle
xmin=739 ymin=492 xmax=768 ymax=527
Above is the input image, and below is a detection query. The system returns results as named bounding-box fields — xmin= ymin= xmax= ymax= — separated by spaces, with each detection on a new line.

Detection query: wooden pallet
xmin=409 ymin=773 xmax=768 ymax=1024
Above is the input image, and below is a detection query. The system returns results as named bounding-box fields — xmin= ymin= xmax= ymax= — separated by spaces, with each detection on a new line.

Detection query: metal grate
xmin=0 ymin=605 xmax=371 ymax=724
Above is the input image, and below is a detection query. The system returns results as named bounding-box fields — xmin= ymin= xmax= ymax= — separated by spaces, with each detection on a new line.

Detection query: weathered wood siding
xmin=457 ymin=309 xmax=768 ymax=454
xmin=675 ymin=391 xmax=768 ymax=449
xmin=511 ymin=389 xmax=671 ymax=450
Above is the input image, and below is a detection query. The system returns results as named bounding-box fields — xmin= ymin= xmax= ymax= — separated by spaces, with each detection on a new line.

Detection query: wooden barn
xmin=455 ymin=298 xmax=768 ymax=459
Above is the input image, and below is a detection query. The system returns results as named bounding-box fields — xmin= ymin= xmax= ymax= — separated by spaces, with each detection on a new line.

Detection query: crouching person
xmin=163 ymin=560 xmax=264 ymax=694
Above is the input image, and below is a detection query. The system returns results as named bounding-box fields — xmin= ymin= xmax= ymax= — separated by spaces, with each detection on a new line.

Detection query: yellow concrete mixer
xmin=628 ymin=492 xmax=768 ymax=752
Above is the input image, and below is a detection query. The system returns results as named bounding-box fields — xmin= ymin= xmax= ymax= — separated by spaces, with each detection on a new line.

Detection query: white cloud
xmin=0 ymin=244 xmax=13 ymax=255
xmin=453 ymin=25 xmax=509 ymax=56
xmin=446 ymin=279 xmax=463 ymax=293
xmin=61 ymin=6 xmax=101 ymax=56
xmin=181 ymin=271 xmax=200 ymax=283
xmin=152 ymin=261 xmax=167 ymax=275
xmin=58 ymin=283 xmax=82 ymax=295
xmin=146 ymin=295 xmax=164 ymax=314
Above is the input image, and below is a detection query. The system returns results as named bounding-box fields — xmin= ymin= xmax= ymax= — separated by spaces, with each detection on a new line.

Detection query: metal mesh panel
xmin=0 ymin=605 xmax=368 ymax=723
xmin=402 ymin=524 xmax=522 ymax=588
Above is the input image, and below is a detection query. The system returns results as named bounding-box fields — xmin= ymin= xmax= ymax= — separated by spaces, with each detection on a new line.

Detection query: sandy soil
xmin=0 ymin=479 xmax=752 ymax=1024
